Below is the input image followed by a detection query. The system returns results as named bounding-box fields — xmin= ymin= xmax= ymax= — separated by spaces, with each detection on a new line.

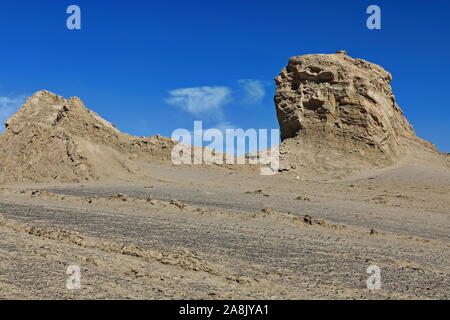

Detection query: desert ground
xmin=1 ymin=161 xmax=449 ymax=299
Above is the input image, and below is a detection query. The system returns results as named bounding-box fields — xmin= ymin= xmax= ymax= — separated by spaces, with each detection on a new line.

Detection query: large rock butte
xmin=274 ymin=51 xmax=440 ymax=175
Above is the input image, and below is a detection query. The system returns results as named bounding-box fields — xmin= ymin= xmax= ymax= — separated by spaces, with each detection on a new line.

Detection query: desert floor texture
xmin=1 ymin=162 xmax=449 ymax=299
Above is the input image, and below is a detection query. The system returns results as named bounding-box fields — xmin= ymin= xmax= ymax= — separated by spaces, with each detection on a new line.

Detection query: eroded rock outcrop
xmin=275 ymin=51 xmax=438 ymax=175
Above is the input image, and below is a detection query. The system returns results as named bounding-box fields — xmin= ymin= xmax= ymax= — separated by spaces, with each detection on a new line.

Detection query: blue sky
xmin=0 ymin=0 xmax=449 ymax=152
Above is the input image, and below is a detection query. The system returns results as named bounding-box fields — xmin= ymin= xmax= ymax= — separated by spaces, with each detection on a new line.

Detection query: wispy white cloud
xmin=166 ymin=79 xmax=268 ymax=155
xmin=166 ymin=86 xmax=231 ymax=120
xmin=238 ymin=79 xmax=266 ymax=104
xmin=0 ymin=95 xmax=26 ymax=131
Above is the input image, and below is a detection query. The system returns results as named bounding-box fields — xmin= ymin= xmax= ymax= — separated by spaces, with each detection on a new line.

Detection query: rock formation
xmin=274 ymin=51 xmax=439 ymax=175
xmin=0 ymin=90 xmax=174 ymax=183
xmin=0 ymin=53 xmax=447 ymax=183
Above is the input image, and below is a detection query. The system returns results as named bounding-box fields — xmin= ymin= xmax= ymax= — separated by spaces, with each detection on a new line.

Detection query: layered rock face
xmin=274 ymin=52 xmax=436 ymax=173
xmin=0 ymin=90 xmax=174 ymax=183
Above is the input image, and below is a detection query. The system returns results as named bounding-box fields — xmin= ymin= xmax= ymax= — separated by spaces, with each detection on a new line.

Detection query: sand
xmin=0 ymin=161 xmax=448 ymax=299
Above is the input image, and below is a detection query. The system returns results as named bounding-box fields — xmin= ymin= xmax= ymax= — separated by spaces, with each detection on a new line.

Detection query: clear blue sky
xmin=0 ymin=0 xmax=449 ymax=152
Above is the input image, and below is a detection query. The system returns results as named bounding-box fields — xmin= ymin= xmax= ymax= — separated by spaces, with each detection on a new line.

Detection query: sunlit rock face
xmin=274 ymin=52 xmax=420 ymax=156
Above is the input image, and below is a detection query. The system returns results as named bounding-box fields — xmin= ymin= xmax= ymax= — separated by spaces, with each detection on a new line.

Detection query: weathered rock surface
xmin=274 ymin=51 xmax=441 ymax=175
xmin=0 ymin=90 xmax=174 ymax=183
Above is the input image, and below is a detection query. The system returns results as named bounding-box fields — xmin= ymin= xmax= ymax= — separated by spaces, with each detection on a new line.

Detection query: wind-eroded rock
xmin=274 ymin=51 xmax=439 ymax=174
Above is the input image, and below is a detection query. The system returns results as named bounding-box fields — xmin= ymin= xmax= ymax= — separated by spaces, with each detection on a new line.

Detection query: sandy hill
xmin=275 ymin=51 xmax=449 ymax=176
xmin=0 ymin=90 xmax=175 ymax=183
